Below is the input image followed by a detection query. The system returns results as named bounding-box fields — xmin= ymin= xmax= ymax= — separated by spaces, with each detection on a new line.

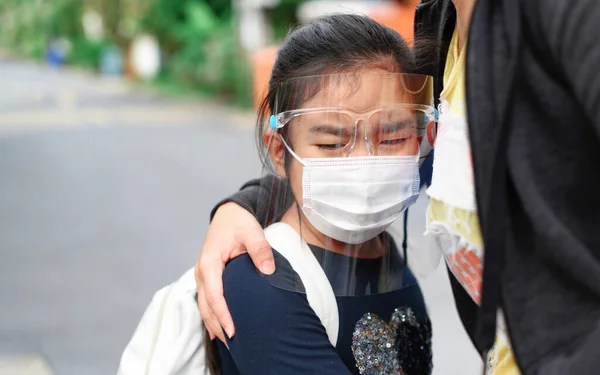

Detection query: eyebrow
xmin=376 ymin=119 xmax=417 ymax=131
xmin=309 ymin=125 xmax=353 ymax=136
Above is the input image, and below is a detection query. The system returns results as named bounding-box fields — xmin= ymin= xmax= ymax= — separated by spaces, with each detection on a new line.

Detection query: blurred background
xmin=0 ymin=0 xmax=481 ymax=374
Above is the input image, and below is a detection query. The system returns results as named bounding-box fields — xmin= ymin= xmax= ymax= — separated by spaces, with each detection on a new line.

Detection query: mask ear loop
xmin=402 ymin=209 xmax=409 ymax=267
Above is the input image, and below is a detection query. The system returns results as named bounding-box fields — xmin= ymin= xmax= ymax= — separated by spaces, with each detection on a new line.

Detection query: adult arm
xmin=196 ymin=175 xmax=285 ymax=342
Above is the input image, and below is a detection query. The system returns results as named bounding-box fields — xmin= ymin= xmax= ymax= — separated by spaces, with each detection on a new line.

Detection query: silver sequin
xmin=351 ymin=308 xmax=421 ymax=375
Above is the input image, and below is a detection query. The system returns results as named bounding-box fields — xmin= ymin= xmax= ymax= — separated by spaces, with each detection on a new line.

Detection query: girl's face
xmin=292 ymin=71 xmax=418 ymax=156
xmin=266 ymin=69 xmax=420 ymax=248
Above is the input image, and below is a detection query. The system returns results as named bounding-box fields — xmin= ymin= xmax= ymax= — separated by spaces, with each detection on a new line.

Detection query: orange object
xmin=251 ymin=46 xmax=279 ymax=109
xmin=368 ymin=0 xmax=420 ymax=46
xmin=447 ymin=247 xmax=483 ymax=305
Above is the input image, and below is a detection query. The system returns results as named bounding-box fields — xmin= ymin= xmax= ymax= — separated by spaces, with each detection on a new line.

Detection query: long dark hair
xmin=205 ymin=14 xmax=418 ymax=374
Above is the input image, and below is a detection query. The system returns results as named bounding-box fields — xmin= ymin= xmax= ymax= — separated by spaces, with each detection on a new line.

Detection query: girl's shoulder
xmin=221 ymin=250 xmax=349 ymax=375
xmin=223 ymin=248 xmax=304 ymax=293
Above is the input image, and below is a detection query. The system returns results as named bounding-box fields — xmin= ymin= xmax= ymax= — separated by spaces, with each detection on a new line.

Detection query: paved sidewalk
xmin=0 ymin=57 xmax=254 ymax=136
xmin=0 ymin=58 xmax=261 ymax=375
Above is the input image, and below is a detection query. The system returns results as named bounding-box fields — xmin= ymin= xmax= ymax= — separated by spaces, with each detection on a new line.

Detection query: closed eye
xmin=317 ymin=143 xmax=346 ymax=150
xmin=380 ymin=138 xmax=408 ymax=145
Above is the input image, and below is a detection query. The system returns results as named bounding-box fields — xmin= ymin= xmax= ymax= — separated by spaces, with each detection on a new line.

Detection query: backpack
xmin=116 ymin=222 xmax=338 ymax=375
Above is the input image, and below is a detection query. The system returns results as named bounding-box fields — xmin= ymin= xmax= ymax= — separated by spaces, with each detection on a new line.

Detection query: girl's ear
xmin=264 ymin=129 xmax=287 ymax=177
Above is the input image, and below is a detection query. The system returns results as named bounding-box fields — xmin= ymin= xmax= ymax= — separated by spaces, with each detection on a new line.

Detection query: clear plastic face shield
xmin=257 ymin=73 xmax=441 ymax=299
xmin=270 ymin=73 xmax=437 ymax=163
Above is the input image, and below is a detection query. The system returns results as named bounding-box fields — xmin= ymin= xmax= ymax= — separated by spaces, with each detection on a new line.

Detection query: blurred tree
xmin=102 ymin=0 xmax=121 ymax=41
xmin=205 ymin=0 xmax=232 ymax=18
xmin=140 ymin=0 xmax=250 ymax=104
xmin=268 ymin=0 xmax=304 ymax=39
xmin=0 ymin=0 xmax=305 ymax=106
xmin=47 ymin=0 xmax=84 ymax=39
xmin=0 ymin=0 xmax=85 ymax=58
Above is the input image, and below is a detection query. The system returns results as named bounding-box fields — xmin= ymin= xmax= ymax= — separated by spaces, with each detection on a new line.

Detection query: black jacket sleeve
xmin=209 ymin=175 xmax=290 ymax=228
xmin=534 ymin=0 xmax=600 ymax=137
xmin=537 ymin=321 xmax=600 ymax=374
xmin=209 ymin=178 xmax=265 ymax=221
xmin=526 ymin=0 xmax=600 ymax=372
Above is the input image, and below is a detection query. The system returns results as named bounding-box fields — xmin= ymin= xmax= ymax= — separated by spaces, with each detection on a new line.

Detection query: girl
xmin=207 ymin=14 xmax=437 ymax=375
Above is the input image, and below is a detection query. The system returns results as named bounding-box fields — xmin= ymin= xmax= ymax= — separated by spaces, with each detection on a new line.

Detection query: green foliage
xmin=268 ymin=0 xmax=305 ymax=40
xmin=68 ymin=38 xmax=111 ymax=70
xmin=0 ymin=0 xmax=85 ymax=58
xmin=47 ymin=0 xmax=85 ymax=39
xmin=205 ymin=0 xmax=232 ymax=18
xmin=141 ymin=0 xmax=251 ymax=105
xmin=0 ymin=0 xmax=302 ymax=107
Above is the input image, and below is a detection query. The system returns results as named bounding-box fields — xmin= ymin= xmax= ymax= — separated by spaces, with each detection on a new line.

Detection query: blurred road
xmin=0 ymin=58 xmax=481 ymax=375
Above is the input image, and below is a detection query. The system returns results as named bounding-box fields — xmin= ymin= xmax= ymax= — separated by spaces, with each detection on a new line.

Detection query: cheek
xmin=287 ymin=127 xmax=318 ymax=158
xmin=294 ymin=144 xmax=318 ymax=159
xmin=408 ymin=136 xmax=420 ymax=155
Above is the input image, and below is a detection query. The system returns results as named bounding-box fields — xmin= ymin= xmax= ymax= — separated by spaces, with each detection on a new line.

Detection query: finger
xmin=237 ymin=224 xmax=275 ymax=275
xmin=202 ymin=259 xmax=235 ymax=340
xmin=199 ymin=292 xmax=217 ymax=340
xmin=198 ymin=286 xmax=226 ymax=342
xmin=194 ymin=259 xmax=205 ymax=311
xmin=195 ymin=265 xmax=217 ymax=340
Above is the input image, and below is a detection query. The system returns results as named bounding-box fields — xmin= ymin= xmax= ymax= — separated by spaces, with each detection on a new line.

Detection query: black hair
xmin=205 ymin=14 xmax=417 ymax=374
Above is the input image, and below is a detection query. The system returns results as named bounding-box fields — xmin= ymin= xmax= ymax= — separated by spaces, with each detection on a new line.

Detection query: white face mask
xmin=282 ymin=139 xmax=421 ymax=244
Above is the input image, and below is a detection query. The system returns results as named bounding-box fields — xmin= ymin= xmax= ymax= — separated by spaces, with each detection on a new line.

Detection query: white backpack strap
xmin=264 ymin=223 xmax=339 ymax=346
xmin=117 ymin=268 xmax=208 ymax=375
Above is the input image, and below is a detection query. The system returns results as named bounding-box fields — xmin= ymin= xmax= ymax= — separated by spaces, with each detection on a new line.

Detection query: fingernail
xmin=261 ymin=260 xmax=275 ymax=275
xmin=226 ymin=327 xmax=235 ymax=339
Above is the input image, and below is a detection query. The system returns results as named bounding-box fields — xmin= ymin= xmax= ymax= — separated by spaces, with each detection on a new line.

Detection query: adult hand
xmin=195 ymin=202 xmax=274 ymax=343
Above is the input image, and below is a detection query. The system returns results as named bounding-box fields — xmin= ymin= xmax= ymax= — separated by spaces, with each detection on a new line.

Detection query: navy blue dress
xmin=216 ymin=240 xmax=429 ymax=375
